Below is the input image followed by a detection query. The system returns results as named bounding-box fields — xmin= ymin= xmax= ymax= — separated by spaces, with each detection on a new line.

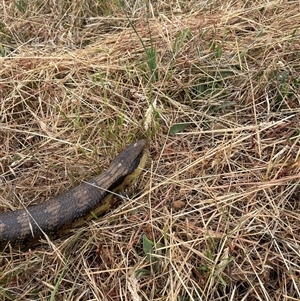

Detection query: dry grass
xmin=0 ymin=0 xmax=300 ymax=300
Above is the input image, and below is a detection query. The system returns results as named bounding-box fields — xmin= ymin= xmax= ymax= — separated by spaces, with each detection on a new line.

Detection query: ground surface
xmin=0 ymin=1 xmax=300 ymax=300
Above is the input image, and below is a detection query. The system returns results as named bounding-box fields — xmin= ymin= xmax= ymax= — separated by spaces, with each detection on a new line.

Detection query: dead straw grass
xmin=0 ymin=0 xmax=300 ymax=300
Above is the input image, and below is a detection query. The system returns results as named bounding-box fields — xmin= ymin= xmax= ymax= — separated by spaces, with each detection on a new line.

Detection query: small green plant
xmin=135 ymin=234 xmax=164 ymax=278
xmin=197 ymin=245 xmax=233 ymax=287
xmin=124 ymin=12 xmax=157 ymax=82
xmin=50 ymin=260 xmax=69 ymax=301
xmin=169 ymin=122 xmax=192 ymax=135
xmin=210 ymin=41 xmax=223 ymax=58
xmin=92 ymin=71 xmax=107 ymax=101
xmin=172 ymin=29 xmax=192 ymax=56
xmin=14 ymin=0 xmax=27 ymax=13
